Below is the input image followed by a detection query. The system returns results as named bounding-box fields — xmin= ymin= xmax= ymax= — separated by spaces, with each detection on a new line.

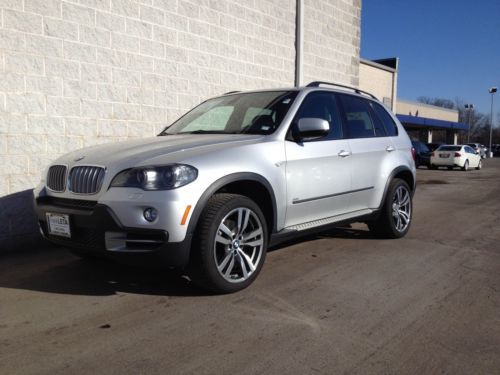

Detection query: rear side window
xmin=371 ymin=102 xmax=399 ymax=136
xmin=338 ymin=94 xmax=385 ymax=138
xmin=292 ymin=91 xmax=342 ymax=140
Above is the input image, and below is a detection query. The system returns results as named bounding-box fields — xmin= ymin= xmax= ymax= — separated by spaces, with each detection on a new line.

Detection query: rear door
xmin=284 ymin=91 xmax=352 ymax=227
xmin=464 ymin=145 xmax=480 ymax=167
xmin=337 ymin=94 xmax=397 ymax=211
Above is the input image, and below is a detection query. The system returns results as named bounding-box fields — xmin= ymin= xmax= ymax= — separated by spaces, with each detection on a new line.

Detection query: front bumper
xmin=35 ymin=195 xmax=192 ymax=268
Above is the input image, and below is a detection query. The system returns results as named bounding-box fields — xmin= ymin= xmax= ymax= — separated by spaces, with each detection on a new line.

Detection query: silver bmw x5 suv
xmin=35 ymin=82 xmax=416 ymax=293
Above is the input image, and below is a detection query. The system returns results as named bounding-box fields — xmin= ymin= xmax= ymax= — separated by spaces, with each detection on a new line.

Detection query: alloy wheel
xmin=213 ymin=207 xmax=264 ymax=283
xmin=391 ymin=185 xmax=411 ymax=233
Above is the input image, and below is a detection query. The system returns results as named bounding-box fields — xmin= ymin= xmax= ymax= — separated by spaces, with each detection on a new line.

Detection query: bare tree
xmin=417 ymin=96 xmax=499 ymax=145
xmin=417 ymin=96 xmax=455 ymax=109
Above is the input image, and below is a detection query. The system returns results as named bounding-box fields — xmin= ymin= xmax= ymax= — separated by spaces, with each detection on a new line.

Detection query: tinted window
xmin=414 ymin=141 xmax=429 ymax=153
xmin=465 ymin=146 xmax=475 ymax=154
xmin=292 ymin=91 xmax=342 ymax=140
xmin=437 ymin=146 xmax=461 ymax=152
xmin=339 ymin=94 xmax=382 ymax=139
xmin=371 ymin=102 xmax=398 ymax=136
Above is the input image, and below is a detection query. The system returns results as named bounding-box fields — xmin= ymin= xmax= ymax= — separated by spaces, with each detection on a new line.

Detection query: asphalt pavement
xmin=1 ymin=159 xmax=499 ymax=374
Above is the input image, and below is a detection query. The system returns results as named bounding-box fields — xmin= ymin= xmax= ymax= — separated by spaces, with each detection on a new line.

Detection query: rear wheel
xmin=188 ymin=193 xmax=267 ymax=294
xmin=368 ymin=178 xmax=412 ymax=239
xmin=476 ymin=160 xmax=482 ymax=170
xmin=462 ymin=160 xmax=469 ymax=171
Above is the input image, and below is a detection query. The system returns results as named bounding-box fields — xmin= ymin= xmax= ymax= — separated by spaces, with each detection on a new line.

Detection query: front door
xmin=285 ymin=91 xmax=352 ymax=227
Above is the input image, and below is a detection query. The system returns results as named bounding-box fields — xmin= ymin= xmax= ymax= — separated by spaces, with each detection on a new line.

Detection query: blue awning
xmin=396 ymin=114 xmax=468 ymax=131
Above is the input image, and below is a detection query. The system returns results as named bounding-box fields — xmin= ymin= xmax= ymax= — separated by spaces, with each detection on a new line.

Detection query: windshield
xmin=160 ymin=91 xmax=298 ymax=136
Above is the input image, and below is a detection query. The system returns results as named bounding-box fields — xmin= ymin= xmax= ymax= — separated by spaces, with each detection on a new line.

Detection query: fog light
xmin=143 ymin=207 xmax=158 ymax=222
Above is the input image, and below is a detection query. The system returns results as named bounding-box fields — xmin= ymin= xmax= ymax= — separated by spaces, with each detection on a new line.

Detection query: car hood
xmin=55 ymin=134 xmax=264 ymax=168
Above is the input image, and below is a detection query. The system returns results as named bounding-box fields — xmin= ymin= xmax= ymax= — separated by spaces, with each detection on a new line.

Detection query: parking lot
xmin=1 ymin=160 xmax=499 ymax=375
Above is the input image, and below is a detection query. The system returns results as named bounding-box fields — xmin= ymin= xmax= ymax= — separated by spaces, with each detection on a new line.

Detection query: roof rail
xmin=224 ymin=90 xmax=240 ymax=95
xmin=306 ymin=81 xmax=378 ymax=100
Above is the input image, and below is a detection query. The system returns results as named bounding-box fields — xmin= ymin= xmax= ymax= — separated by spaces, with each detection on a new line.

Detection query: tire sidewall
xmin=196 ymin=195 xmax=268 ymax=293
xmin=384 ymin=179 xmax=413 ymax=238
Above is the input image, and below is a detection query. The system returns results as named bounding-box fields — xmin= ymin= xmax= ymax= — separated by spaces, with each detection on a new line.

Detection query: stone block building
xmin=0 ymin=0 xmax=362 ymax=249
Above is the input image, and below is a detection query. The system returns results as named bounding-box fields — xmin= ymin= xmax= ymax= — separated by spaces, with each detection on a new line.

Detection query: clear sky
xmin=361 ymin=0 xmax=500 ymax=116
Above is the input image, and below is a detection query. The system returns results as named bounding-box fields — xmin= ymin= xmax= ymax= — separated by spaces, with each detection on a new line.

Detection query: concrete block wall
xmin=303 ymin=0 xmax=360 ymax=86
xmin=397 ymin=99 xmax=459 ymax=122
xmin=359 ymin=61 xmax=395 ymax=107
xmin=0 ymin=0 xmax=361 ymax=250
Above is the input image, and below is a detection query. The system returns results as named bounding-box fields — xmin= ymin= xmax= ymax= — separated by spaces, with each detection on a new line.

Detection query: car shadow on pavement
xmin=0 ymin=226 xmax=373 ymax=298
xmin=268 ymin=225 xmax=375 ymax=252
xmin=0 ymin=247 xmax=211 ymax=297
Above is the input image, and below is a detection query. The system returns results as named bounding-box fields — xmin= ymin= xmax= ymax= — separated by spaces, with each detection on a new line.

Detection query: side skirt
xmin=269 ymin=209 xmax=379 ymax=248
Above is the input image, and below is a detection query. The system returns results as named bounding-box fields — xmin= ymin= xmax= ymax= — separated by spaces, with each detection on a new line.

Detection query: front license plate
xmin=440 ymin=153 xmax=450 ymax=158
xmin=46 ymin=213 xmax=71 ymax=238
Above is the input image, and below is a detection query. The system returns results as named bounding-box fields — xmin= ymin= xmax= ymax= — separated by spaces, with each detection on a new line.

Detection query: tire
xmin=368 ymin=178 xmax=412 ymax=239
xmin=429 ymin=164 xmax=437 ymax=170
xmin=188 ymin=193 xmax=268 ymax=294
xmin=462 ymin=160 xmax=469 ymax=171
xmin=476 ymin=160 xmax=482 ymax=170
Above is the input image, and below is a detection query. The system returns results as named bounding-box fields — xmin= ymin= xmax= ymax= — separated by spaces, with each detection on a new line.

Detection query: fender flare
xmin=186 ymin=172 xmax=279 ymax=237
xmin=377 ymin=166 xmax=416 ymax=210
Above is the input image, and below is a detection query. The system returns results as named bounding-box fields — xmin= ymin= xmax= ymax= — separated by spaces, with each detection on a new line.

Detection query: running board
xmin=285 ymin=209 xmax=374 ymax=232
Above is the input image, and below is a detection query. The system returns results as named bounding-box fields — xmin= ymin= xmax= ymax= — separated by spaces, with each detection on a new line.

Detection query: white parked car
xmin=430 ymin=145 xmax=482 ymax=171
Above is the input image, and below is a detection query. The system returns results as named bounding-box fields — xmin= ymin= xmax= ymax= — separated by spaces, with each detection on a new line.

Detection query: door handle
xmin=385 ymin=146 xmax=395 ymax=152
xmin=338 ymin=150 xmax=351 ymax=158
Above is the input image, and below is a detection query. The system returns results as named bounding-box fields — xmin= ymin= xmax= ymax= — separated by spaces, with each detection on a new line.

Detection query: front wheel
xmin=368 ymin=178 xmax=412 ymax=239
xmin=188 ymin=193 xmax=267 ymax=294
xmin=476 ymin=160 xmax=482 ymax=170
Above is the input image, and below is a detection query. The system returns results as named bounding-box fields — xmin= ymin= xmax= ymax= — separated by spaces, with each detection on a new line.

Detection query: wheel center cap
xmin=232 ymin=240 xmax=240 ymax=249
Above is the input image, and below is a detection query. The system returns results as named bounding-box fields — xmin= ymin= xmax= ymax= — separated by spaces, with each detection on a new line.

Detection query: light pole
xmin=488 ymin=87 xmax=497 ymax=158
xmin=465 ymin=103 xmax=474 ymax=143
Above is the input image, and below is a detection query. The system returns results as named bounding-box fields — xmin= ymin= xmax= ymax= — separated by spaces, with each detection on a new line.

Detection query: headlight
xmin=110 ymin=164 xmax=198 ymax=190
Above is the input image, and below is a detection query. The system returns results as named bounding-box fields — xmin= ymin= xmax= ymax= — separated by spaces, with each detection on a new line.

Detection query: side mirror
xmin=296 ymin=118 xmax=329 ymax=141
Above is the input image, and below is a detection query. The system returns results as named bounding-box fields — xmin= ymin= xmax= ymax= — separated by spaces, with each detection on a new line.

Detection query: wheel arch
xmin=377 ymin=166 xmax=415 ymax=210
xmin=187 ymin=173 xmax=278 ymax=239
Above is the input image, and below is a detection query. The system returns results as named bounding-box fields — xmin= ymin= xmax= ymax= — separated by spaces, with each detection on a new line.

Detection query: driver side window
xmin=291 ymin=91 xmax=342 ymax=140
